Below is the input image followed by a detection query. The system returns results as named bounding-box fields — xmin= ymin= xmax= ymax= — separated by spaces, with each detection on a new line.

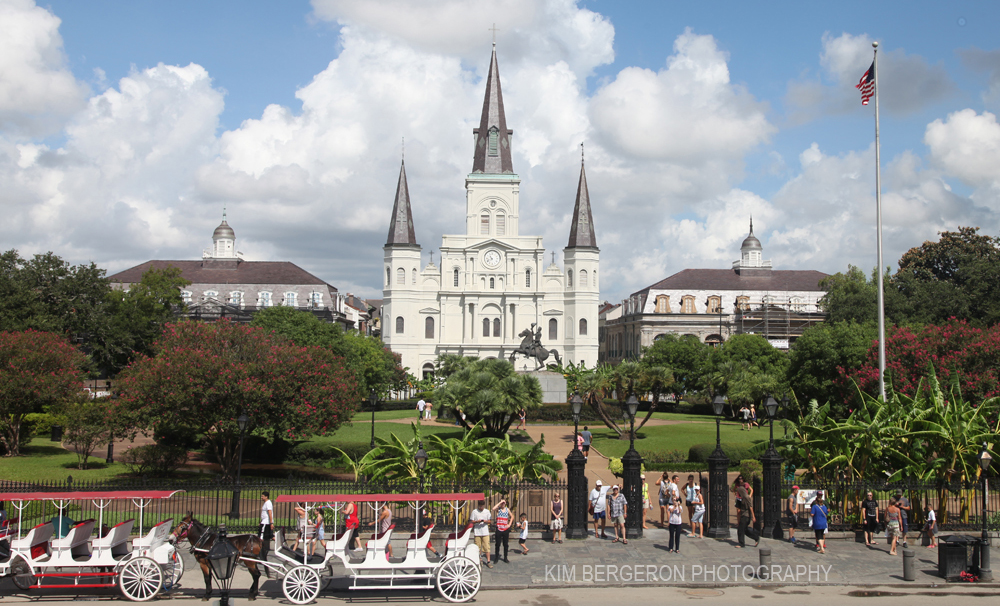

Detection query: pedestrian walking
xmin=924 ymin=504 xmax=938 ymax=548
xmin=310 ymin=508 xmax=325 ymax=556
xmin=885 ymin=497 xmax=901 ymax=556
xmin=861 ymin=491 xmax=879 ymax=546
xmin=576 ymin=432 xmax=584 ymax=452
xmin=371 ymin=503 xmax=394 ymax=558
xmin=518 ymin=513 xmax=529 ymax=554
xmin=691 ymin=486 xmax=705 ymax=539
xmin=656 ymin=472 xmax=675 ymax=527
xmin=787 ymin=485 xmax=800 ymax=544
xmin=343 ymin=500 xmax=361 ymax=551
xmin=895 ymin=490 xmax=911 ymax=547
xmin=550 ymin=493 xmax=564 ymax=543
xmin=416 ymin=398 xmax=426 ymax=420
xmin=641 ymin=474 xmax=651 ymax=529
xmin=667 ymin=496 xmax=683 ymax=553
xmin=608 ymin=485 xmax=628 ymax=545
xmin=492 ymin=499 xmax=512 ymax=564
xmin=735 ymin=478 xmax=759 ymax=548
xmin=292 ymin=502 xmax=308 ymax=551
xmin=740 ymin=405 xmax=751 ymax=430
xmin=590 ymin=480 xmax=610 ymax=538
xmin=471 ymin=500 xmax=493 ymax=567
xmin=810 ymin=496 xmax=829 ymax=554
xmin=259 ymin=492 xmax=274 ymax=573
xmin=424 ymin=400 xmax=433 ymax=420
xmin=749 ymin=404 xmax=759 ymax=428
xmin=580 ymin=426 xmax=592 ymax=460
xmin=516 ymin=408 xmax=527 ymax=431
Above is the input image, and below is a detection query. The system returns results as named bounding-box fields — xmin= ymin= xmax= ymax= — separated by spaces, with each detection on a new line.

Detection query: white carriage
xmin=0 ymin=490 xmax=184 ymax=601
xmin=255 ymin=492 xmax=484 ymax=604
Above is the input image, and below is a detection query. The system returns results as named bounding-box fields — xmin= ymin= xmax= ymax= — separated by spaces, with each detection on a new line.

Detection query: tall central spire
xmin=385 ymin=159 xmax=418 ymax=247
xmin=567 ymin=150 xmax=598 ymax=249
xmin=472 ymin=45 xmax=514 ymax=174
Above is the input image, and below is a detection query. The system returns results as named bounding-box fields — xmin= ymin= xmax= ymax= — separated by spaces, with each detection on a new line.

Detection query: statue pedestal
xmin=519 ymin=370 xmax=567 ymax=404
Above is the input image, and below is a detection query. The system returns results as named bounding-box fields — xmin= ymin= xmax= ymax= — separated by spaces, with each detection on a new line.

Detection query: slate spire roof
xmin=385 ymin=159 xmax=418 ymax=247
xmin=566 ymin=152 xmax=597 ymax=249
xmin=472 ymin=45 xmax=514 ymax=174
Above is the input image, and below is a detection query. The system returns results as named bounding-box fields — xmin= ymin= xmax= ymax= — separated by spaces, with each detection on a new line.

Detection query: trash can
xmin=50 ymin=425 xmax=63 ymax=441
xmin=938 ymin=535 xmax=976 ymax=580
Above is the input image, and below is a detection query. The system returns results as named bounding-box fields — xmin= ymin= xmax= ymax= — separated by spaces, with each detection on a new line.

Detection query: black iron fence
xmin=0 ymin=477 xmax=567 ymax=537
xmin=781 ymin=479 xmax=1000 ymax=532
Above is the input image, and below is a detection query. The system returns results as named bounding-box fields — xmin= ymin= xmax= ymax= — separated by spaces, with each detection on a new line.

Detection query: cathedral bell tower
xmin=383 ymin=159 xmax=421 ymax=346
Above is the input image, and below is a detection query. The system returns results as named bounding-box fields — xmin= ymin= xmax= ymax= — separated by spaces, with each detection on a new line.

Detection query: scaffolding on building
xmin=734 ymin=295 xmax=825 ymax=348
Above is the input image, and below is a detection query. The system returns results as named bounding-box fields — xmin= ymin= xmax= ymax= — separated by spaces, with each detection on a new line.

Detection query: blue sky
xmin=5 ymin=0 xmax=1000 ymax=300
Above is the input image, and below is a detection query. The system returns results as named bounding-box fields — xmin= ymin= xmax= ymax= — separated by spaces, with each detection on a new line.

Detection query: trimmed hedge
xmin=120 ymin=444 xmax=188 ymax=475
xmin=24 ymin=412 xmax=64 ymax=438
xmin=687 ymin=442 xmax=762 ymax=464
xmin=526 ymin=404 xmax=601 ymax=423
xmin=286 ymin=442 xmax=335 ymax=467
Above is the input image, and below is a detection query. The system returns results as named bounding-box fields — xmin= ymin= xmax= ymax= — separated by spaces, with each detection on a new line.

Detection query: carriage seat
xmin=404 ymin=524 xmax=434 ymax=551
xmin=443 ymin=522 xmax=474 ymax=556
xmin=275 ymin=528 xmax=324 ymax=564
xmin=92 ymin=519 xmax=134 ymax=560
xmin=11 ymin=521 xmax=55 ymax=560
xmin=52 ymin=519 xmax=95 ymax=561
xmin=0 ymin=518 xmax=17 ymax=542
xmin=365 ymin=524 xmax=394 ymax=551
xmin=133 ymin=518 xmax=173 ymax=553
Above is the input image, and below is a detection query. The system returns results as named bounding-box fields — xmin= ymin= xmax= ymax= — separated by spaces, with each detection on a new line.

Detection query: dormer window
xmin=180 ymin=290 xmax=192 ymax=304
xmin=488 ymin=127 xmax=499 ymax=156
xmin=284 ymin=292 xmax=297 ymax=307
xmin=203 ymin=290 xmax=218 ymax=301
xmin=260 ymin=292 xmax=272 ymax=307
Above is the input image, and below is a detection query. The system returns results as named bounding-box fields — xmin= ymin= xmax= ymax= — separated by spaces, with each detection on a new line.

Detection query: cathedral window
xmin=260 ymin=292 xmax=272 ymax=307
xmin=396 ymin=268 xmax=405 ymax=285
xmin=284 ymin=292 xmax=298 ymax=307
xmin=386 ymin=267 xmax=390 ymax=286
xmin=496 ymin=212 xmax=506 ymax=236
xmin=481 ymin=214 xmax=490 ymax=235
xmin=580 ymin=269 xmax=588 ymax=287
xmin=525 ymin=268 xmax=531 ymax=288
xmin=707 ymin=296 xmax=721 ymax=314
xmin=567 ymin=270 xmax=573 ymax=288
xmin=180 ymin=290 xmax=192 ymax=304
xmin=412 ymin=268 xmax=417 ymax=284
xmin=395 ymin=316 xmax=404 ymax=334
xmin=488 ymin=127 xmax=499 ymax=156
xmin=655 ymin=295 xmax=670 ymax=314
xmin=490 ymin=277 xmax=495 ymax=289
xmin=579 ymin=318 xmax=588 ymax=336
xmin=483 ymin=318 xmax=490 ymax=337
xmin=549 ymin=318 xmax=558 ymax=341
xmin=681 ymin=295 xmax=695 ymax=314
xmin=453 ymin=268 xmax=459 ymax=287
xmin=493 ymin=318 xmax=501 ymax=337
xmin=736 ymin=296 xmax=750 ymax=311
xmin=425 ymin=317 xmax=435 ymax=339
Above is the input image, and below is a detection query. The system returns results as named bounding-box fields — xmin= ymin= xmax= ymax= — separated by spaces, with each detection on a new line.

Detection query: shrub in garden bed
xmin=120 ymin=444 xmax=188 ymax=475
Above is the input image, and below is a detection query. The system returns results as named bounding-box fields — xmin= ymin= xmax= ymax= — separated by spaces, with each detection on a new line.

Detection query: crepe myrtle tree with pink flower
xmin=112 ymin=320 xmax=361 ymax=478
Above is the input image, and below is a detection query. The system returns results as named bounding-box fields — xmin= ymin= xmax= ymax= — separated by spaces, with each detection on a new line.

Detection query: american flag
xmin=856 ymin=61 xmax=875 ymax=105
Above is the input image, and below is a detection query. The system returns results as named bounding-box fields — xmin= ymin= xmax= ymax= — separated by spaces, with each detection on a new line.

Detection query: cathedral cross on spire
xmin=490 ymin=23 xmax=499 ymax=45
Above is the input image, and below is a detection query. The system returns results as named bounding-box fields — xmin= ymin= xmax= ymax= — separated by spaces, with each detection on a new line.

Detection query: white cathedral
xmin=382 ymin=45 xmax=600 ymax=377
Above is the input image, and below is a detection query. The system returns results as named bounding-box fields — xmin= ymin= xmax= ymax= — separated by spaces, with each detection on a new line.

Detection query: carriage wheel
xmin=162 ymin=548 xmax=185 ymax=590
xmin=10 ymin=556 xmax=34 ymax=591
xmin=436 ymin=556 xmax=481 ymax=603
xmin=283 ymin=565 xmax=321 ymax=605
xmin=119 ymin=556 xmax=164 ymax=602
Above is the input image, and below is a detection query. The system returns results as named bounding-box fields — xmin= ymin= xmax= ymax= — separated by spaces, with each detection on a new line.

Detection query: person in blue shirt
xmin=810 ymin=495 xmax=829 ymax=554
xmin=51 ymin=506 xmax=75 ymax=539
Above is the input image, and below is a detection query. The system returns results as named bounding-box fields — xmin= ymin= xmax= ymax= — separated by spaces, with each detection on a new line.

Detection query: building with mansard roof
xmin=600 ymin=220 xmax=828 ymax=363
xmin=108 ymin=214 xmax=352 ymax=327
xmin=382 ymin=44 xmax=600 ymax=377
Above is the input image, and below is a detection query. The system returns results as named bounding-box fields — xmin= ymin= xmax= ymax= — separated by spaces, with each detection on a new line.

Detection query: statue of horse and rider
xmin=509 ymin=323 xmax=561 ymax=370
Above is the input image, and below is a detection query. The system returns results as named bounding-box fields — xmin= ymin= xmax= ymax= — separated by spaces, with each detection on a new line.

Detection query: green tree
xmin=113 ymin=320 xmax=360 ymax=478
xmin=819 ymin=265 xmax=905 ymax=325
xmin=91 ymin=266 xmax=190 ymax=376
xmin=0 ymin=330 xmax=87 ymax=456
xmin=640 ymin=334 xmax=709 ymax=397
xmin=434 ymin=358 xmax=542 ymax=438
xmin=786 ymin=321 xmax=877 ymax=417
xmin=58 ymin=394 xmax=112 ymax=470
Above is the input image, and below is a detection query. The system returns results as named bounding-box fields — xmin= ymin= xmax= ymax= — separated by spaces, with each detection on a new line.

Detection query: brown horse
xmin=174 ymin=512 xmax=264 ymax=601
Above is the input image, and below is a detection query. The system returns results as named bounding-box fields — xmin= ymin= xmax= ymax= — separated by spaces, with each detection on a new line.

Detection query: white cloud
xmin=925 ymin=109 xmax=1000 ymax=189
xmin=0 ymin=0 xmax=88 ymax=136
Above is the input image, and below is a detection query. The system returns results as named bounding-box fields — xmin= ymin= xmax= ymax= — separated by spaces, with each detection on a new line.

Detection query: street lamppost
xmin=207 ymin=526 xmax=240 ymax=606
xmin=978 ymin=443 xmax=993 ymax=582
xmin=760 ymin=394 xmax=783 ymax=540
xmin=414 ymin=441 xmax=428 ymax=540
xmin=707 ymin=394 xmax=731 ymax=539
xmin=369 ymin=389 xmax=378 ymax=450
xmin=622 ymin=394 xmax=642 ymax=539
xmin=566 ymin=392 xmax=588 ymax=539
xmin=230 ymin=412 xmax=249 ymax=520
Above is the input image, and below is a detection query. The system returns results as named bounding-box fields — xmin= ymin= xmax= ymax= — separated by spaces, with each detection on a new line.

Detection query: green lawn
xmin=350 ymin=409 xmax=432 ymax=421
xmin=0 ymin=437 xmax=125 ymax=482
xmin=312 ymin=420 xmax=537 ymax=454
xmin=591 ymin=420 xmax=763 ymax=459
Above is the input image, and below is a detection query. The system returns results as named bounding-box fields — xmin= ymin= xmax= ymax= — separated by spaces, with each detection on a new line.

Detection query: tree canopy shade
xmin=640 ymin=333 xmax=709 ymax=397
xmin=0 ymin=330 xmax=87 ymax=456
xmin=250 ymin=306 xmax=405 ymax=395
xmin=786 ymin=321 xmax=877 ymax=417
xmin=434 ymin=358 xmax=542 ymax=437
xmin=113 ymin=320 xmax=361 ymax=478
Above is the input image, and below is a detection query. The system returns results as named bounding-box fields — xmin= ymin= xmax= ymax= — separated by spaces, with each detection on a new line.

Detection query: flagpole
xmin=873 ymin=40 xmax=886 ymax=401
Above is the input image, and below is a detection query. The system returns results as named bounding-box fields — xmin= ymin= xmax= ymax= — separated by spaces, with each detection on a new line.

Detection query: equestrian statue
xmin=509 ymin=323 xmax=562 ymax=370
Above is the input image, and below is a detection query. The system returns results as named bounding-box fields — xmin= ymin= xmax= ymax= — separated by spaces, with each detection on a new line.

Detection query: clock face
xmin=484 ymin=250 xmax=501 ymax=268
